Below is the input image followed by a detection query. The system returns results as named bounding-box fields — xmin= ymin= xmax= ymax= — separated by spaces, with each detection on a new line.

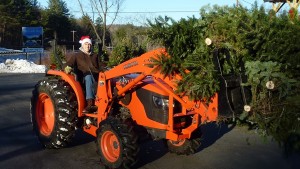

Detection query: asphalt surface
xmin=0 ymin=73 xmax=299 ymax=169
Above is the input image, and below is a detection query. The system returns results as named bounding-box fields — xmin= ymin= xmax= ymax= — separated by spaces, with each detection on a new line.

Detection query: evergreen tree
xmin=0 ymin=0 xmax=41 ymax=48
xmin=42 ymin=0 xmax=71 ymax=41
xmin=109 ymin=24 xmax=147 ymax=66
xmin=148 ymin=15 xmax=220 ymax=100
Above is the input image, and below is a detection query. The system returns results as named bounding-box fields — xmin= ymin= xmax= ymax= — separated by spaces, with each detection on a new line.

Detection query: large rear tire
xmin=30 ymin=77 xmax=78 ymax=148
xmin=96 ymin=117 xmax=139 ymax=169
xmin=166 ymin=129 xmax=202 ymax=155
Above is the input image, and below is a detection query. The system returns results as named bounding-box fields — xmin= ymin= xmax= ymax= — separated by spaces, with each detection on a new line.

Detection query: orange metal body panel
xmin=125 ymin=91 xmax=169 ymax=129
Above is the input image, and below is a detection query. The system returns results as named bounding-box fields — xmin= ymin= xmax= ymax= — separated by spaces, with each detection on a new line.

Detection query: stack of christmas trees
xmin=147 ymin=4 xmax=300 ymax=152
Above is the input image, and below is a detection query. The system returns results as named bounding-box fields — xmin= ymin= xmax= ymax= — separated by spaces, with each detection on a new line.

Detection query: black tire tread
xmin=96 ymin=117 xmax=139 ymax=169
xmin=31 ymin=77 xmax=78 ymax=149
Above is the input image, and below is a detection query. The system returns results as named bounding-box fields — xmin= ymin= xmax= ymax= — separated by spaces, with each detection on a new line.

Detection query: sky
xmin=37 ymin=0 xmax=277 ymax=25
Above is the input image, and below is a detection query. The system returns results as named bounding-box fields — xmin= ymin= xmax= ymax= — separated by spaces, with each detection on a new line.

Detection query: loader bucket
xmin=218 ymin=74 xmax=252 ymax=118
xmin=213 ymin=49 xmax=252 ymax=118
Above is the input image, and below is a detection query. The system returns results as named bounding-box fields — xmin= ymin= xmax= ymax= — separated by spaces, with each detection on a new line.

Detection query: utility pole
xmin=237 ymin=0 xmax=239 ymax=7
xmin=71 ymin=30 xmax=76 ymax=52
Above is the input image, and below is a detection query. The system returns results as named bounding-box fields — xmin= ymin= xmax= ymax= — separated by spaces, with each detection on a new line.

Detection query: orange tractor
xmin=31 ymin=48 xmax=250 ymax=169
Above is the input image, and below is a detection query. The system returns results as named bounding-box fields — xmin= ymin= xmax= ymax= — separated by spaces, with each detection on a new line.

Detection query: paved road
xmin=0 ymin=73 xmax=299 ymax=169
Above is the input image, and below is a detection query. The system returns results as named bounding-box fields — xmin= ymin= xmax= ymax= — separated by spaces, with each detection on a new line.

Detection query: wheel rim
xmin=36 ymin=93 xmax=55 ymax=136
xmin=169 ymin=139 xmax=186 ymax=146
xmin=101 ymin=130 xmax=120 ymax=162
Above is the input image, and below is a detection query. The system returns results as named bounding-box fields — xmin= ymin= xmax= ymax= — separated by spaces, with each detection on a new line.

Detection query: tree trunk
xmin=102 ymin=13 xmax=106 ymax=50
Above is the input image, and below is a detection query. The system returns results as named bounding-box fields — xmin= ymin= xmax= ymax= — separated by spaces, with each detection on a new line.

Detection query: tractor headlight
xmin=152 ymin=96 xmax=169 ymax=110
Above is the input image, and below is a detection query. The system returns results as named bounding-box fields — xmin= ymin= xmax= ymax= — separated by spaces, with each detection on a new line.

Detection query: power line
xmin=241 ymin=0 xmax=254 ymax=6
xmin=71 ymin=10 xmax=199 ymax=14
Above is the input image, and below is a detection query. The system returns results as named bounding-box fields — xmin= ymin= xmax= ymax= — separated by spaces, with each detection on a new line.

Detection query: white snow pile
xmin=0 ymin=59 xmax=46 ymax=73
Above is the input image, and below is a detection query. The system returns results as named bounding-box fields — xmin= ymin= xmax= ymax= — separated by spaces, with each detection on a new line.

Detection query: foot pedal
xmin=83 ymin=106 xmax=98 ymax=114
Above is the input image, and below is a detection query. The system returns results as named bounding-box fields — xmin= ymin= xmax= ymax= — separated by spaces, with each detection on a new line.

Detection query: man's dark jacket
xmin=65 ymin=50 xmax=99 ymax=76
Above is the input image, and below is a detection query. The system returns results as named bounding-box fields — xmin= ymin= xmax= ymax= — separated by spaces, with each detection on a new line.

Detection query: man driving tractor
xmin=64 ymin=35 xmax=99 ymax=113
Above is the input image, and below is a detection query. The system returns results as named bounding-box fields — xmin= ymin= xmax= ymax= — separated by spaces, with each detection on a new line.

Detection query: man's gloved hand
xmin=64 ymin=66 xmax=73 ymax=74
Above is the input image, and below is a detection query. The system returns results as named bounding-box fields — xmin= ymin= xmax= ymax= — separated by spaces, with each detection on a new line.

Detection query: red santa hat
xmin=79 ymin=36 xmax=92 ymax=45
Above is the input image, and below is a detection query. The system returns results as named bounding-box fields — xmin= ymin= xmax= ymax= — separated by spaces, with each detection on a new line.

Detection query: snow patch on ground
xmin=0 ymin=47 xmax=46 ymax=73
xmin=0 ymin=59 xmax=46 ymax=73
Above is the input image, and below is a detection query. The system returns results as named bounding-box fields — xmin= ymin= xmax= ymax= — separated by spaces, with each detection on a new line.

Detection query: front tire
xmin=166 ymin=129 xmax=202 ymax=155
xmin=96 ymin=117 xmax=139 ymax=169
xmin=30 ymin=77 xmax=78 ymax=148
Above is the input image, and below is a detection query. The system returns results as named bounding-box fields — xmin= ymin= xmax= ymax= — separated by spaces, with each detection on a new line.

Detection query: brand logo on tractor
xmin=123 ymin=61 xmax=138 ymax=69
xmin=144 ymin=58 xmax=156 ymax=63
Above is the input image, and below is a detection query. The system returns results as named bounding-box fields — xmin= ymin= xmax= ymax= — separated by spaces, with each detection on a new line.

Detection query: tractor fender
xmin=47 ymin=70 xmax=85 ymax=116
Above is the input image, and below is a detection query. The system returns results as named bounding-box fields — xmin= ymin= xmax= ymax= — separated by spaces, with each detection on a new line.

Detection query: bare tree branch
xmin=76 ymin=0 xmax=101 ymax=41
xmin=90 ymin=0 xmax=103 ymax=21
xmin=78 ymin=0 xmax=124 ymax=49
xmin=107 ymin=0 xmax=120 ymax=29
xmin=98 ymin=0 xmax=105 ymax=13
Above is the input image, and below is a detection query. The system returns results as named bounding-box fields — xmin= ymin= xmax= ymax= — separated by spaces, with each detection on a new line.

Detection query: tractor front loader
xmin=31 ymin=48 xmax=249 ymax=169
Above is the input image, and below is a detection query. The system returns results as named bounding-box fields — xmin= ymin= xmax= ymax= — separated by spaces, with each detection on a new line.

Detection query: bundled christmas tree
xmin=147 ymin=4 xmax=300 ymax=152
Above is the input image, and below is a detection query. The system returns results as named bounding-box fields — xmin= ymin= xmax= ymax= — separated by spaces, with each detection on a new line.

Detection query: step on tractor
xmin=30 ymin=48 xmax=251 ymax=169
